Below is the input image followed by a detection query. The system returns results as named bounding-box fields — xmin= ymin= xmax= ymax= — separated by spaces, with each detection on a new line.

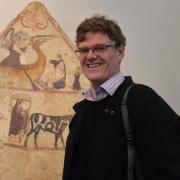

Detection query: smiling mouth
xmin=87 ymin=63 xmax=102 ymax=68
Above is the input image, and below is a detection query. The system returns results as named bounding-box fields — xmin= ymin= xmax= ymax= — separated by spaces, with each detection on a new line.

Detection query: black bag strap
xmin=121 ymin=84 xmax=144 ymax=180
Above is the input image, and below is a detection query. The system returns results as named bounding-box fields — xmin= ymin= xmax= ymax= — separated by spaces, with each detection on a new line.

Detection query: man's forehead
xmin=79 ymin=32 xmax=111 ymax=46
xmin=84 ymin=31 xmax=108 ymax=39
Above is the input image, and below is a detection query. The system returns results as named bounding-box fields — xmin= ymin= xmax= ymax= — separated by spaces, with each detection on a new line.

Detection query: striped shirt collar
xmin=83 ymin=73 xmax=125 ymax=101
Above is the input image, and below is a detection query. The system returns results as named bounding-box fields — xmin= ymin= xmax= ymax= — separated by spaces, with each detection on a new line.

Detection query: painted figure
xmin=9 ymin=100 xmax=29 ymax=142
xmin=0 ymin=28 xmax=59 ymax=89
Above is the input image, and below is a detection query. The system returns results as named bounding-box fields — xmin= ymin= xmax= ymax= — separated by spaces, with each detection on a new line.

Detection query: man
xmin=63 ymin=15 xmax=180 ymax=180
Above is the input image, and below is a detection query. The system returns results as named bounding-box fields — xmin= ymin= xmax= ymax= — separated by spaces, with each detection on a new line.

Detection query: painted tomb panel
xmin=0 ymin=2 xmax=88 ymax=179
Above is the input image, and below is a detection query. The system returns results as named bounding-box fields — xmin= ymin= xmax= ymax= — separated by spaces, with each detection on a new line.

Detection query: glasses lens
xmin=76 ymin=42 xmax=116 ymax=55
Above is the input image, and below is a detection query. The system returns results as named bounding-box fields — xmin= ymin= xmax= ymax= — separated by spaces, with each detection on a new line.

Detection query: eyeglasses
xmin=75 ymin=42 xmax=116 ymax=56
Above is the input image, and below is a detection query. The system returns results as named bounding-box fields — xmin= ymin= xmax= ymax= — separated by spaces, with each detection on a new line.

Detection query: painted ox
xmin=24 ymin=113 xmax=72 ymax=149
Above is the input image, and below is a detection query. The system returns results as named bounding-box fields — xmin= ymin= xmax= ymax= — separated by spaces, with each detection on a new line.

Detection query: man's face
xmin=77 ymin=32 xmax=124 ymax=87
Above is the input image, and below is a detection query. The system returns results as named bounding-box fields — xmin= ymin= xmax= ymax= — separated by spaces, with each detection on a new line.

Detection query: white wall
xmin=0 ymin=0 xmax=179 ymax=114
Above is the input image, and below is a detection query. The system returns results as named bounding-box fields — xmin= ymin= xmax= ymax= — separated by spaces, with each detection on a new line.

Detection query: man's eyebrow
xmin=78 ymin=43 xmax=111 ymax=48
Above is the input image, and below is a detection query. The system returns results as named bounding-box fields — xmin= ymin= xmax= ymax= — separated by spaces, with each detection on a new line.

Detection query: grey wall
xmin=0 ymin=0 xmax=179 ymax=113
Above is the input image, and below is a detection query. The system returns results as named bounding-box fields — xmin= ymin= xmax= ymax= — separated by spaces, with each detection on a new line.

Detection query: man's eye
xmin=94 ymin=46 xmax=106 ymax=51
xmin=80 ymin=48 xmax=89 ymax=53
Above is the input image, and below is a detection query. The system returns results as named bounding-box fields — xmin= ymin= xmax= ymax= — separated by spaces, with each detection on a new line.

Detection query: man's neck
xmin=90 ymin=74 xmax=120 ymax=99
xmin=90 ymin=83 xmax=100 ymax=100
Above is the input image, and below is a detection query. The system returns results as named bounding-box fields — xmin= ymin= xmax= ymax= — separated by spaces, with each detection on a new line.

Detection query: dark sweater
xmin=63 ymin=76 xmax=180 ymax=180
xmin=70 ymin=96 xmax=112 ymax=180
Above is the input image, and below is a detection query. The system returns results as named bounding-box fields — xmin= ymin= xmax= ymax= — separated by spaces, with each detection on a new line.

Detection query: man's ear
xmin=119 ymin=47 xmax=125 ymax=56
xmin=118 ymin=47 xmax=125 ymax=62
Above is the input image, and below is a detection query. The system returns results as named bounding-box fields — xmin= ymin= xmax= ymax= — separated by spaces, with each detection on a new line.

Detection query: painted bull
xmin=24 ymin=113 xmax=72 ymax=149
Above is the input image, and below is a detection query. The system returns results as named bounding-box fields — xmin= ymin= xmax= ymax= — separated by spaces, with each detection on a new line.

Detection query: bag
xmin=121 ymin=84 xmax=144 ymax=180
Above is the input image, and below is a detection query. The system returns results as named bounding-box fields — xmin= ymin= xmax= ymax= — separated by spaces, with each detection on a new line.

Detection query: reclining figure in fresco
xmin=24 ymin=113 xmax=72 ymax=149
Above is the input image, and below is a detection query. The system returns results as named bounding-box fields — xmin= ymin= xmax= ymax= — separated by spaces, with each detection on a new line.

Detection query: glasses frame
xmin=75 ymin=41 xmax=117 ymax=56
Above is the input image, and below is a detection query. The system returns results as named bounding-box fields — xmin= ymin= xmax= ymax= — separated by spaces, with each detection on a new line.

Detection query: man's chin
xmin=87 ymin=77 xmax=106 ymax=86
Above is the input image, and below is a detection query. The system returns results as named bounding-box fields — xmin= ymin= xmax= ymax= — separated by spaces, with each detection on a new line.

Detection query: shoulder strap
xmin=121 ymin=84 xmax=144 ymax=180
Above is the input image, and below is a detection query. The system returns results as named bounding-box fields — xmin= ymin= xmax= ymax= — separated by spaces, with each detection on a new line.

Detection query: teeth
xmin=88 ymin=64 xmax=98 ymax=68
xmin=87 ymin=63 xmax=101 ymax=68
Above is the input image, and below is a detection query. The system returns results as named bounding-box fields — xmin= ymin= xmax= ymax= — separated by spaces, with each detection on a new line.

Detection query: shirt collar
xmin=83 ymin=72 xmax=125 ymax=101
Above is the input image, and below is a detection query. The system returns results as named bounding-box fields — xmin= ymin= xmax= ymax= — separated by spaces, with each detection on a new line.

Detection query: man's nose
xmin=86 ymin=49 xmax=97 ymax=59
